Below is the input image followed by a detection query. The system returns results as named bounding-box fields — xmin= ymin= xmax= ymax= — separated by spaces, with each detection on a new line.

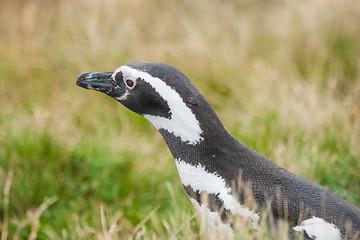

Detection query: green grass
xmin=0 ymin=0 xmax=359 ymax=239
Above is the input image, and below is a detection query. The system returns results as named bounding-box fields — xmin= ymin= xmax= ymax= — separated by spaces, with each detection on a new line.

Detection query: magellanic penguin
xmin=77 ymin=62 xmax=360 ymax=239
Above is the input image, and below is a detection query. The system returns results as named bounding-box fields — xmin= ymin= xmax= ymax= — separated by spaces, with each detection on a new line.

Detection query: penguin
xmin=76 ymin=62 xmax=360 ymax=239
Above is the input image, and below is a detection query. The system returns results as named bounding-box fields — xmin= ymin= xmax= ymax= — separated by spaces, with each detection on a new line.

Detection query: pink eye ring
xmin=125 ymin=78 xmax=136 ymax=89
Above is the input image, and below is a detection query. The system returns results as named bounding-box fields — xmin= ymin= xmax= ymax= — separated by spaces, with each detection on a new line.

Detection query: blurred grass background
xmin=0 ymin=0 xmax=359 ymax=239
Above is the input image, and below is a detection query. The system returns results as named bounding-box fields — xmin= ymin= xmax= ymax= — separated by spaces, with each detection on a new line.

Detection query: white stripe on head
xmin=293 ymin=217 xmax=342 ymax=240
xmin=113 ymin=66 xmax=203 ymax=145
xmin=175 ymin=159 xmax=260 ymax=225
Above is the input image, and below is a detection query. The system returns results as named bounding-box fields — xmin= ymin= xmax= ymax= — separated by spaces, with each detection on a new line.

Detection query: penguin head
xmin=77 ymin=62 xmax=212 ymax=145
xmin=76 ymin=63 xmax=178 ymax=118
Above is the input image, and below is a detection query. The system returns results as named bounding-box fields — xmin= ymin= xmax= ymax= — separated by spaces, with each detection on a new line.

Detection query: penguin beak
xmin=76 ymin=72 xmax=116 ymax=93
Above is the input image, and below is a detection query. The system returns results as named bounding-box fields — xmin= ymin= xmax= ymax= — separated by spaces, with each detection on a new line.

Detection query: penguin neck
xmin=157 ymin=103 xmax=239 ymax=167
xmin=142 ymin=84 xmax=243 ymax=170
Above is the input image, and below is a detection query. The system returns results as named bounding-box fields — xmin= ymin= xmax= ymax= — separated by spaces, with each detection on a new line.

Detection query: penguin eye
xmin=125 ymin=78 xmax=136 ymax=89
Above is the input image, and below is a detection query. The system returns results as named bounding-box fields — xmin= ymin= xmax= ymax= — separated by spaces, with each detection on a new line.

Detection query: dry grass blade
xmin=97 ymin=205 xmax=125 ymax=240
xmin=168 ymin=214 xmax=196 ymax=240
xmin=1 ymin=170 xmax=13 ymax=240
xmin=13 ymin=196 xmax=57 ymax=240
xmin=100 ymin=205 xmax=110 ymax=240
xmin=131 ymin=206 xmax=160 ymax=238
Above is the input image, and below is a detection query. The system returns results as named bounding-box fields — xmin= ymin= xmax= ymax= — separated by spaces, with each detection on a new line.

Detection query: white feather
xmin=175 ymin=159 xmax=260 ymax=225
xmin=293 ymin=216 xmax=342 ymax=240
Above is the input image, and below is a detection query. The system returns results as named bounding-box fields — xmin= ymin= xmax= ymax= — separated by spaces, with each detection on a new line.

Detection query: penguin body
xmin=77 ymin=62 xmax=360 ymax=239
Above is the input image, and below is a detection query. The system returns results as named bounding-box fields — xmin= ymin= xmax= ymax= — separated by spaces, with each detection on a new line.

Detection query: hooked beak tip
xmin=76 ymin=72 xmax=115 ymax=92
